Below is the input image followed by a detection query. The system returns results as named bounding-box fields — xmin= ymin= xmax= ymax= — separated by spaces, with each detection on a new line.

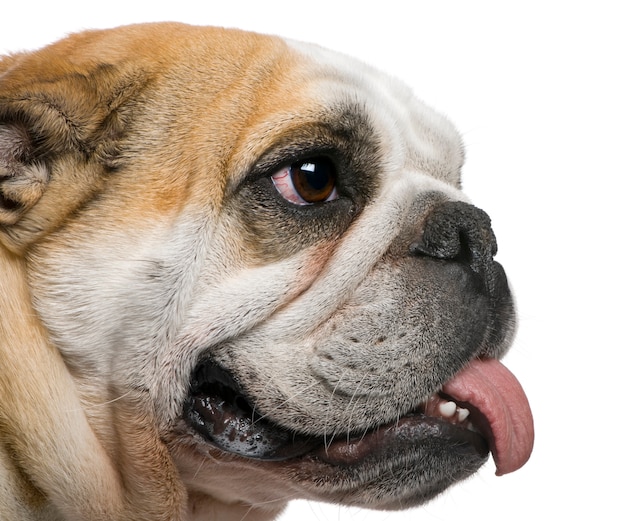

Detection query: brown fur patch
xmin=1 ymin=22 xmax=310 ymax=520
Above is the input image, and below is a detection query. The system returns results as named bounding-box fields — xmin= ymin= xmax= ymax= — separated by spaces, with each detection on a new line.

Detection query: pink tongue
xmin=442 ymin=358 xmax=534 ymax=476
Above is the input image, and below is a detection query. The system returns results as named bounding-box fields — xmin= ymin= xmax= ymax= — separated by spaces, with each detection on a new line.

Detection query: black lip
xmin=312 ymin=413 xmax=488 ymax=467
xmin=184 ymin=361 xmax=488 ymax=465
xmin=184 ymin=362 xmax=321 ymax=460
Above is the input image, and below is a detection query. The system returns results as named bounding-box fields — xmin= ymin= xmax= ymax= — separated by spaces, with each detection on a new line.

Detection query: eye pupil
xmin=291 ymin=158 xmax=336 ymax=203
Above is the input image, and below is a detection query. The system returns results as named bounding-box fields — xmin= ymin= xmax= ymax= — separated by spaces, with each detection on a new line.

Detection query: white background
xmin=2 ymin=2 xmax=623 ymax=520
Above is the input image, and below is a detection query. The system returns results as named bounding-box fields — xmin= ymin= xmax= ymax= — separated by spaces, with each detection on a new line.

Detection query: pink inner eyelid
xmin=271 ymin=167 xmax=308 ymax=205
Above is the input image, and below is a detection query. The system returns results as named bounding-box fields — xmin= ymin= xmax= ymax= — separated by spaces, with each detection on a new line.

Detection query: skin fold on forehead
xmin=1 ymin=22 xmax=530 ymax=521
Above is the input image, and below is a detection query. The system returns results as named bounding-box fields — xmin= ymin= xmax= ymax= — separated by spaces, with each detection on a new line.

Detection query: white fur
xmin=26 ymin=33 xmax=476 ymax=514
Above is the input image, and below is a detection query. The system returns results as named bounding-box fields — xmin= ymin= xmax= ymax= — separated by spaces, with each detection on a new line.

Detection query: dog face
xmin=0 ymin=23 xmax=533 ymax=519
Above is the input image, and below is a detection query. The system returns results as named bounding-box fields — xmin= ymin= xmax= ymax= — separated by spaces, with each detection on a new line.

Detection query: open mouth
xmin=183 ymin=361 xmax=491 ymax=466
xmin=183 ymin=362 xmax=322 ymax=460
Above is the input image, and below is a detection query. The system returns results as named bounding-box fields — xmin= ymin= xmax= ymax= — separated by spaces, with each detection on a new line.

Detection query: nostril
xmin=450 ymin=229 xmax=475 ymax=267
xmin=410 ymin=201 xmax=498 ymax=276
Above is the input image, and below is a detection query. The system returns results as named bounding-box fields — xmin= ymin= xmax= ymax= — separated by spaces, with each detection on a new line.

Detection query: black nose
xmin=410 ymin=201 xmax=499 ymax=292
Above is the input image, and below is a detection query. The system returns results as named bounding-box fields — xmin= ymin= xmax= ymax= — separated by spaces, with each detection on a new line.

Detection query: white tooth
xmin=457 ymin=408 xmax=470 ymax=422
xmin=439 ymin=401 xmax=457 ymax=418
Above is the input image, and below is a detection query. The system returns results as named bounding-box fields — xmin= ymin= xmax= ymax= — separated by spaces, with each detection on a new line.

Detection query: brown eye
xmin=291 ymin=158 xmax=337 ymax=203
xmin=271 ymin=157 xmax=338 ymax=205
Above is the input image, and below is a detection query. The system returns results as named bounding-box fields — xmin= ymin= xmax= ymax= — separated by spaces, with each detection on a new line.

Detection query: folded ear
xmin=0 ymin=119 xmax=49 ymax=225
xmin=0 ymin=40 xmax=148 ymax=245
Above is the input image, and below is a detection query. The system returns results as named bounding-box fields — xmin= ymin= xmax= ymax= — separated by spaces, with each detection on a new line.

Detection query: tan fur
xmin=1 ymin=22 xmax=526 ymax=520
xmin=0 ymin=22 xmax=295 ymax=521
xmin=0 ymin=247 xmax=128 ymax=519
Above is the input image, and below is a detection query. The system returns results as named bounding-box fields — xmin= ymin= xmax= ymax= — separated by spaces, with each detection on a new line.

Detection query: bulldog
xmin=0 ymin=22 xmax=534 ymax=520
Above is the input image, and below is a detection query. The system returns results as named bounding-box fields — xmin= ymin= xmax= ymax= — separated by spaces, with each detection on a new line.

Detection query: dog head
xmin=0 ymin=23 xmax=533 ymax=517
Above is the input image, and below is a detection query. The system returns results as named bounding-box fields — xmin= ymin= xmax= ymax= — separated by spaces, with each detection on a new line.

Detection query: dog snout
xmin=410 ymin=201 xmax=500 ymax=294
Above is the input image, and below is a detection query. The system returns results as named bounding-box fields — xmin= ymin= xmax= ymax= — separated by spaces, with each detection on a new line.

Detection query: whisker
xmin=63 ymin=389 xmax=133 ymax=413
xmin=323 ymin=368 xmax=349 ymax=451
xmin=250 ymin=380 xmax=321 ymax=425
xmin=238 ymin=492 xmax=299 ymax=521
xmin=192 ymin=455 xmax=207 ymax=480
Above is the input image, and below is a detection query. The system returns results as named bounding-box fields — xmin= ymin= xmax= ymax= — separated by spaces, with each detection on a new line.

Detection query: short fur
xmin=1 ymin=23 xmax=524 ymax=520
